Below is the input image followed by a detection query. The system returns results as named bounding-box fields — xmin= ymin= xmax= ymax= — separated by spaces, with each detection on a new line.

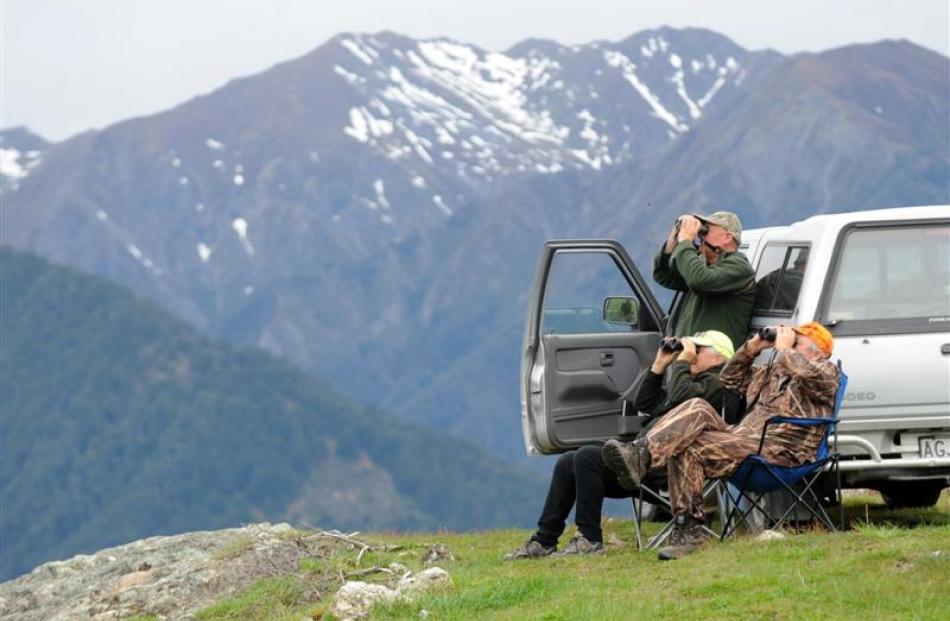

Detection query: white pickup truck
xmin=521 ymin=205 xmax=950 ymax=507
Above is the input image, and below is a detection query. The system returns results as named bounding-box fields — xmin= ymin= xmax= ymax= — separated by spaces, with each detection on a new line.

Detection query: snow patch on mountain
xmin=373 ymin=178 xmax=390 ymax=209
xmin=604 ymin=49 xmax=688 ymax=133
xmin=125 ymin=244 xmax=163 ymax=276
xmin=345 ymin=107 xmax=394 ymax=142
xmin=409 ymin=40 xmax=568 ymax=147
xmin=432 ymin=194 xmax=452 ymax=216
xmin=341 ymin=38 xmax=376 ymax=65
xmin=0 ymin=149 xmax=29 ymax=179
xmin=195 ymin=243 xmax=211 ymax=263
xmin=672 ymin=70 xmax=702 ymax=120
xmin=697 ymin=60 xmax=741 ymax=108
xmin=328 ymin=31 xmax=759 ymax=192
xmin=335 ymin=65 xmax=365 ymax=85
xmin=232 ymin=218 xmax=255 ymax=256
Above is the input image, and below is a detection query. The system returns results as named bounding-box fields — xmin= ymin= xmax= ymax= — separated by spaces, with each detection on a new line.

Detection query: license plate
xmin=919 ymin=436 xmax=950 ymax=459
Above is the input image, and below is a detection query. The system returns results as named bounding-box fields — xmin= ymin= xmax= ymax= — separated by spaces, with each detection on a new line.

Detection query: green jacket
xmin=633 ymin=360 xmax=725 ymax=422
xmin=653 ymin=241 xmax=756 ymax=350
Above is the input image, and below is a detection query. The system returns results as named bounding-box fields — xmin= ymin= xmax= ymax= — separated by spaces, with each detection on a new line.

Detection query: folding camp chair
xmin=628 ymin=381 xmax=750 ymax=550
xmin=631 ymin=476 xmax=721 ymax=549
xmin=720 ymin=362 xmax=848 ymax=539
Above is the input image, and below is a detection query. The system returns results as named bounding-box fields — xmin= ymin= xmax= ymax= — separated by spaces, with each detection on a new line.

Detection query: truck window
xmin=541 ymin=251 xmax=646 ymax=334
xmin=753 ymin=244 xmax=810 ymax=315
xmin=822 ymin=223 xmax=950 ymax=334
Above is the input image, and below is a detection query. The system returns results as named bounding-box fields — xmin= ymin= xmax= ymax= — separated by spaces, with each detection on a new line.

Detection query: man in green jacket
xmin=632 ymin=334 xmax=729 ymax=429
xmin=654 ymin=211 xmax=755 ymax=350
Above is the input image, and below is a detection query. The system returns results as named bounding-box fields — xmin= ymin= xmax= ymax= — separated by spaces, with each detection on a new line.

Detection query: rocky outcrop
xmin=0 ymin=523 xmax=302 ymax=620
xmin=0 ymin=523 xmax=456 ymax=621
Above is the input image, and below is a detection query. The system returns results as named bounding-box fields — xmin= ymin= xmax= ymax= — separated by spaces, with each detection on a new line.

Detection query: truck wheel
xmin=879 ymin=482 xmax=945 ymax=508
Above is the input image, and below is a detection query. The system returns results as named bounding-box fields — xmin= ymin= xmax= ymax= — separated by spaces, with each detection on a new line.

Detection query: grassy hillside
xmin=196 ymin=491 xmax=950 ymax=620
xmin=0 ymin=248 xmax=543 ymax=580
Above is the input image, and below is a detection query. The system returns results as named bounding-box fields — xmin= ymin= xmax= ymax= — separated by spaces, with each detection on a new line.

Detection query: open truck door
xmin=521 ymin=240 xmax=666 ymax=454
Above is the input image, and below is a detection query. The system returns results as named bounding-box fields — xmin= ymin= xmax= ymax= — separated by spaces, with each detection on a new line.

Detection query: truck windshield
xmin=826 ymin=223 xmax=950 ymax=323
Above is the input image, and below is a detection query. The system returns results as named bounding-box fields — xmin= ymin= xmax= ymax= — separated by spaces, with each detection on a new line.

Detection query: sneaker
xmin=503 ymin=538 xmax=556 ymax=561
xmin=602 ymin=439 xmax=651 ymax=490
xmin=554 ymin=534 xmax=605 ymax=556
xmin=657 ymin=514 xmax=709 ymax=561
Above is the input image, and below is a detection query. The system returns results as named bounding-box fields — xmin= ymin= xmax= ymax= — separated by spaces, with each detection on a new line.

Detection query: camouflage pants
xmin=644 ymin=398 xmax=783 ymax=520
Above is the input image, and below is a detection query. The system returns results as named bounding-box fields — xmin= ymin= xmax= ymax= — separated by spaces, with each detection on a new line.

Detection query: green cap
xmin=695 ymin=211 xmax=742 ymax=244
xmin=687 ymin=330 xmax=735 ymax=360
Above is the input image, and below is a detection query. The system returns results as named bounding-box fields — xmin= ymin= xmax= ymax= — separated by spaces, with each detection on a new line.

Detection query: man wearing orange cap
xmin=603 ymin=322 xmax=840 ymax=560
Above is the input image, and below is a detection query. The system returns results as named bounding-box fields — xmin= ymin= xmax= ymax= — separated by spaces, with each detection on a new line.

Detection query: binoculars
xmin=675 ymin=216 xmax=709 ymax=237
xmin=758 ymin=326 xmax=778 ymax=341
xmin=758 ymin=326 xmax=799 ymax=344
xmin=661 ymin=337 xmax=685 ymax=353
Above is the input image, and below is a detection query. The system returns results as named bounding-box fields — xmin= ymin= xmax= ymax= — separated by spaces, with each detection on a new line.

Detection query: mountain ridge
xmin=1 ymin=28 xmax=947 ymax=469
xmin=0 ymin=248 xmax=543 ymax=581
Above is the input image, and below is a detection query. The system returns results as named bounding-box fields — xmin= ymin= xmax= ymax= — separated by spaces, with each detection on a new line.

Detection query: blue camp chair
xmin=720 ymin=362 xmax=848 ymax=539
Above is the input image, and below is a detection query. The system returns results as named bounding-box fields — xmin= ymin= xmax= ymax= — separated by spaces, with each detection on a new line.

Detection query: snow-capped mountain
xmin=0 ymin=127 xmax=49 ymax=192
xmin=2 ymin=28 xmax=947 ymax=465
xmin=329 ymin=28 xmax=774 ymax=181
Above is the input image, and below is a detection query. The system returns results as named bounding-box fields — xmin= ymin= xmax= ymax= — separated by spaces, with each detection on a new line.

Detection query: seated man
xmin=504 ymin=330 xmax=735 ymax=560
xmin=603 ymin=322 xmax=840 ymax=561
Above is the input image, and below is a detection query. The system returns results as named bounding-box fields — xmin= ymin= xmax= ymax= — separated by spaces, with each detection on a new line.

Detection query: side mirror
xmin=603 ymin=296 xmax=639 ymax=327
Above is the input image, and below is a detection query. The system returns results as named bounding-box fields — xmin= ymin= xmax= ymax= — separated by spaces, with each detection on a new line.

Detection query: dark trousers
xmin=532 ymin=445 xmax=634 ymax=546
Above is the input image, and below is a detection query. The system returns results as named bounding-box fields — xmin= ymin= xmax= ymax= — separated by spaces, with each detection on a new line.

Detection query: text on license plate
xmin=919 ymin=436 xmax=950 ymax=459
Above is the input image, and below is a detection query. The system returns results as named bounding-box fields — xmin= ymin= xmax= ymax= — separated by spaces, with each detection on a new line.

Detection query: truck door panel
xmin=541 ymin=332 xmax=660 ymax=446
xmin=521 ymin=241 xmax=665 ymax=455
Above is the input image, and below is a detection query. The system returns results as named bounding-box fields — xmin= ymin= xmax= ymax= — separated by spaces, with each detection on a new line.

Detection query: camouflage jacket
xmin=720 ymin=343 xmax=840 ymax=465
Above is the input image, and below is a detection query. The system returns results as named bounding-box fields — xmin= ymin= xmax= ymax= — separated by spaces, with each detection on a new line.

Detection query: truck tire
xmin=879 ymin=481 xmax=945 ymax=508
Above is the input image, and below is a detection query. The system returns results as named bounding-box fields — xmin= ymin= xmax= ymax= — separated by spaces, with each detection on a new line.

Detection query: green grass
xmin=195 ymin=577 xmax=309 ymax=620
xmin=195 ymin=490 xmax=950 ymax=621
xmin=212 ymin=534 xmax=257 ymax=561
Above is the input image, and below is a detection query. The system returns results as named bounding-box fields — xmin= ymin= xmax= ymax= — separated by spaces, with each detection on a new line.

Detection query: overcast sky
xmin=3 ymin=0 xmax=948 ymax=142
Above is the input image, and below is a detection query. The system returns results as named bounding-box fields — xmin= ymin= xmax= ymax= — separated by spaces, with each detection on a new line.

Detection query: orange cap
xmin=793 ymin=321 xmax=834 ymax=356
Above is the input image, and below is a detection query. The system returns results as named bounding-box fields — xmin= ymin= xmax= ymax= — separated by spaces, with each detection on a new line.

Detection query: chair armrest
xmin=765 ymin=416 xmax=839 ymax=428
xmin=755 ymin=416 xmax=839 ymax=454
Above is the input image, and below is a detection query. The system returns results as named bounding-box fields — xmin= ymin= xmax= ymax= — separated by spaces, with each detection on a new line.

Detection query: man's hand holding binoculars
xmin=676 ymin=215 xmax=704 ymax=243
xmin=651 ymin=337 xmax=697 ymax=374
xmin=747 ymin=325 xmax=796 ymax=355
xmin=664 ymin=214 xmax=708 ymax=253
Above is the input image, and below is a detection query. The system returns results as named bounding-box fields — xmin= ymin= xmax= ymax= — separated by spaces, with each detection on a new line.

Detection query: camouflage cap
xmin=695 ymin=211 xmax=742 ymax=244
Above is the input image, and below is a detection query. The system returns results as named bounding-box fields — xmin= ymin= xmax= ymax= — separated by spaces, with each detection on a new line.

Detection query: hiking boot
xmin=657 ymin=514 xmax=709 ymax=561
xmin=502 ymin=538 xmax=556 ymax=561
xmin=602 ymin=439 xmax=651 ymax=491
xmin=554 ymin=534 xmax=605 ymax=556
